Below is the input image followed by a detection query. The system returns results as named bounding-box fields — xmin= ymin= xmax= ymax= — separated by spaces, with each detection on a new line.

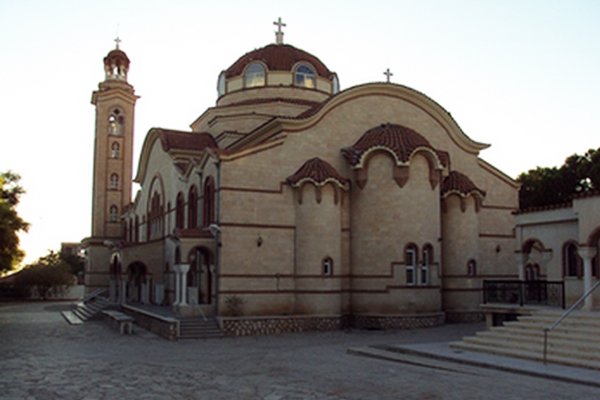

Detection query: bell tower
xmin=90 ymin=38 xmax=139 ymax=239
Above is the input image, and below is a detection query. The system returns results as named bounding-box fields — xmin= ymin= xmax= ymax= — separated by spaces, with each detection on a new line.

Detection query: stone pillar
xmin=515 ymin=252 xmax=527 ymax=281
xmin=179 ymin=264 xmax=190 ymax=306
xmin=578 ymin=246 xmax=597 ymax=311
xmin=119 ymin=280 xmax=127 ymax=304
xmin=109 ymin=279 xmax=117 ymax=301
xmin=174 ymin=265 xmax=181 ymax=306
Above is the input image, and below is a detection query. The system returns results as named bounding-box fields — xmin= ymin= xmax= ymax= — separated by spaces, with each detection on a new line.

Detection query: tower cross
xmin=114 ymin=36 xmax=122 ymax=50
xmin=274 ymin=17 xmax=286 ymax=45
xmin=384 ymin=68 xmax=393 ymax=83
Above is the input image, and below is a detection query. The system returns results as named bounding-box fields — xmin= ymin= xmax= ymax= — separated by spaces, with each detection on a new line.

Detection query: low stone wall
xmin=221 ymin=313 xmax=446 ymax=336
xmin=122 ymin=305 xmax=179 ymax=340
xmin=221 ymin=315 xmax=346 ymax=336
xmin=351 ymin=313 xmax=445 ymax=330
xmin=444 ymin=310 xmax=485 ymax=324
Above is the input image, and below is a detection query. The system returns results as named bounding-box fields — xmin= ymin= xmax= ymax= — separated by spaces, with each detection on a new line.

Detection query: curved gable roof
xmin=134 ymin=128 xmax=217 ymax=184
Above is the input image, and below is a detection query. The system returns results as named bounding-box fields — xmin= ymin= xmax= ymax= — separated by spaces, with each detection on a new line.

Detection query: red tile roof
xmin=441 ymin=171 xmax=486 ymax=198
xmin=287 ymin=157 xmax=350 ymax=189
xmin=155 ymin=129 xmax=217 ymax=152
xmin=225 ymin=44 xmax=332 ymax=79
xmin=341 ymin=123 xmax=445 ymax=167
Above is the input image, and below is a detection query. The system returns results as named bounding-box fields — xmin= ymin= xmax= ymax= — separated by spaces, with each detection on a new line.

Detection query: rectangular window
xmin=420 ymin=264 xmax=429 ymax=286
xmin=406 ymin=247 xmax=416 ymax=286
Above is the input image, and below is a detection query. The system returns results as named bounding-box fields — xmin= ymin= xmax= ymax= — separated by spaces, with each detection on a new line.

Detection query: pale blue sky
xmin=1 ymin=0 xmax=599 ymax=265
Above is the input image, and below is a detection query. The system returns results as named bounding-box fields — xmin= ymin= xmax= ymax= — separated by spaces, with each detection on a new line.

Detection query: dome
xmin=217 ymin=43 xmax=338 ymax=101
xmin=104 ymin=49 xmax=130 ymax=70
xmin=225 ymin=44 xmax=332 ymax=79
xmin=104 ymin=48 xmax=130 ymax=81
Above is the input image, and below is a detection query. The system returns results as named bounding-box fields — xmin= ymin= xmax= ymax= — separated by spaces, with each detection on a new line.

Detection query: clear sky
xmin=1 ymin=0 xmax=599 ymax=266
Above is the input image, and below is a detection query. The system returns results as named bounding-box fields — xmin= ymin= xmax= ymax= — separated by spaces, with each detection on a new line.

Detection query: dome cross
xmin=384 ymin=68 xmax=393 ymax=83
xmin=274 ymin=17 xmax=286 ymax=45
xmin=114 ymin=36 xmax=122 ymax=50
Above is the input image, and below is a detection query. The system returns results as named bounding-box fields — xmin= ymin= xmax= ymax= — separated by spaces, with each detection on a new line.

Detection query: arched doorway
xmin=187 ymin=247 xmax=213 ymax=305
xmin=127 ymin=262 xmax=148 ymax=303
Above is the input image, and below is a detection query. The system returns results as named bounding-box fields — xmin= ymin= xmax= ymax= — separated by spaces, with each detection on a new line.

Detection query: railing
xmin=483 ymin=280 xmax=565 ymax=309
xmin=542 ymin=279 xmax=600 ymax=364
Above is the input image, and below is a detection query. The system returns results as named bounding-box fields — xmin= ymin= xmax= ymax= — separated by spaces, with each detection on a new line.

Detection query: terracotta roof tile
xmin=155 ymin=129 xmax=217 ymax=152
xmin=441 ymin=171 xmax=486 ymax=198
xmin=220 ymin=97 xmax=321 ymax=109
xmin=287 ymin=157 xmax=350 ymax=189
xmin=341 ymin=123 xmax=445 ymax=167
xmin=225 ymin=44 xmax=332 ymax=79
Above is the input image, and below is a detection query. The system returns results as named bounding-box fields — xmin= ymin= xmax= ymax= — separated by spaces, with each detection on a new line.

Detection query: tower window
xmin=421 ymin=244 xmax=432 ymax=286
xmin=108 ymin=111 xmax=124 ymax=135
xmin=110 ymin=174 xmax=119 ymax=190
xmin=109 ymin=205 xmax=118 ymax=222
xmin=244 ymin=63 xmax=265 ymax=88
xmin=295 ymin=64 xmax=316 ymax=88
xmin=111 ymin=142 xmax=120 ymax=159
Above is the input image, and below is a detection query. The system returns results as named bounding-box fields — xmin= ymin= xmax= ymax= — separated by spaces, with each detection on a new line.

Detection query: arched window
xmin=217 ymin=72 xmax=227 ymax=97
xmin=109 ymin=205 xmax=118 ymax=222
xmin=244 ymin=63 xmax=265 ymax=88
xmin=332 ymin=75 xmax=340 ymax=94
xmin=110 ymin=174 xmax=119 ymax=190
xmin=175 ymin=192 xmax=185 ymax=229
xmin=421 ymin=244 xmax=433 ymax=286
xmin=405 ymin=244 xmax=418 ymax=286
xmin=295 ymin=64 xmax=316 ymax=88
xmin=467 ymin=259 xmax=477 ymax=277
xmin=323 ymin=257 xmax=333 ymax=276
xmin=188 ymin=185 xmax=198 ymax=229
xmin=203 ymin=177 xmax=215 ymax=227
xmin=111 ymin=142 xmax=120 ymax=159
xmin=564 ymin=242 xmax=582 ymax=278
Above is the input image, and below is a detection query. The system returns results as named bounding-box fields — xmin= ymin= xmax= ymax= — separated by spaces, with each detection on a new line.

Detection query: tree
xmin=517 ymin=147 xmax=600 ymax=209
xmin=0 ymin=171 xmax=29 ymax=273
xmin=59 ymin=250 xmax=85 ymax=279
xmin=12 ymin=251 xmax=74 ymax=299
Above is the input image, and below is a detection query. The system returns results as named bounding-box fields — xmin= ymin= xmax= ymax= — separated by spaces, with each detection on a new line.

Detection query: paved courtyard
xmin=1 ymin=301 xmax=598 ymax=400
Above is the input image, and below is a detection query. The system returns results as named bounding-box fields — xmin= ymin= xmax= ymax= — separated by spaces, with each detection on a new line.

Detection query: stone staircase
xmin=450 ymin=310 xmax=600 ymax=370
xmin=71 ymin=296 xmax=116 ymax=322
xmin=178 ymin=316 xmax=225 ymax=339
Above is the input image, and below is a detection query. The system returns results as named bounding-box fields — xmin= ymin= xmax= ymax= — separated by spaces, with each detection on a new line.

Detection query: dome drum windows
xmin=244 ymin=63 xmax=266 ymax=88
xmin=294 ymin=64 xmax=316 ymax=88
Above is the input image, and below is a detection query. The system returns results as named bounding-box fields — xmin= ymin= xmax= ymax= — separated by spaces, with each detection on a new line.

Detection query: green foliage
xmin=12 ymin=251 xmax=74 ymax=299
xmin=517 ymin=147 xmax=600 ymax=209
xmin=0 ymin=171 xmax=29 ymax=273
xmin=59 ymin=251 xmax=85 ymax=277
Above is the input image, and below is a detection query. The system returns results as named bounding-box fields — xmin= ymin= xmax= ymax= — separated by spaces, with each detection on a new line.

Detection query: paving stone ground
xmin=1 ymin=301 xmax=598 ymax=400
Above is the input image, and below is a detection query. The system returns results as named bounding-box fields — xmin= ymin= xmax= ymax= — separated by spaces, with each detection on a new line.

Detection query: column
xmin=119 ymin=280 xmax=127 ymax=304
xmin=174 ymin=265 xmax=181 ymax=306
xmin=179 ymin=264 xmax=190 ymax=306
xmin=578 ymin=246 xmax=597 ymax=311
xmin=515 ymin=252 xmax=526 ymax=281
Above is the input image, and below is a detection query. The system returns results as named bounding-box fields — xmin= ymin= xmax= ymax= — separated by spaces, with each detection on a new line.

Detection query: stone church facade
xmin=83 ymin=29 xmax=521 ymax=335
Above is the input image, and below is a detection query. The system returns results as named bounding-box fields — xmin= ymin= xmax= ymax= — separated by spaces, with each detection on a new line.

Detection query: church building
xmin=82 ymin=22 xmax=521 ymax=336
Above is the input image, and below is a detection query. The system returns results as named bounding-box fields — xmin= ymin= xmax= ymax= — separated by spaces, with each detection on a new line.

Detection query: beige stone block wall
xmin=350 ymin=154 xmax=441 ymax=314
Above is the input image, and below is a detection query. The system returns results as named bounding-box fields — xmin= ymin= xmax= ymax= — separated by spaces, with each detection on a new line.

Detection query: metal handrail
xmin=542 ymin=280 xmax=600 ymax=364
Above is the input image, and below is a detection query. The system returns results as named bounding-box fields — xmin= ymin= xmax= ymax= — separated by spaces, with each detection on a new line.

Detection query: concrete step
xmin=491 ymin=326 xmax=600 ymax=345
xmin=503 ymin=321 xmax=600 ymax=337
xmin=462 ymin=335 xmax=600 ymax=362
xmin=482 ymin=328 xmax=600 ymax=350
xmin=450 ymin=341 xmax=600 ymax=370
xmin=178 ymin=317 xmax=225 ymax=339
